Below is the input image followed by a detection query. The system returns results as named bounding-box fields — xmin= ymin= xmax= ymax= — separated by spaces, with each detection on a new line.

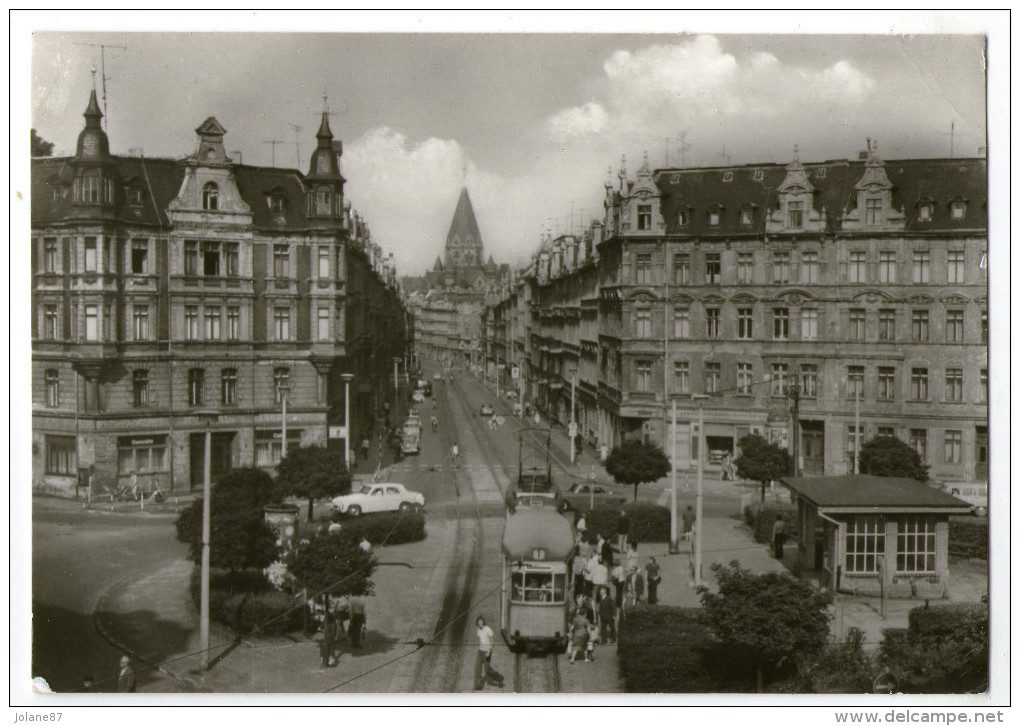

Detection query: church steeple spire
xmin=445 ymin=188 xmax=484 ymax=269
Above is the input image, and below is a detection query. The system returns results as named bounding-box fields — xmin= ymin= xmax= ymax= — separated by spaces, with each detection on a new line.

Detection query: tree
xmin=31 ymin=128 xmax=55 ymax=157
xmin=734 ymin=434 xmax=792 ymax=505
xmin=174 ymin=467 xmax=281 ymax=573
xmin=860 ymin=435 xmax=929 ymax=482
xmin=604 ymin=439 xmax=671 ymax=502
xmin=290 ymin=531 xmax=376 ymax=600
xmin=276 ymin=445 xmax=351 ymax=521
xmin=699 ymin=561 xmax=833 ymax=692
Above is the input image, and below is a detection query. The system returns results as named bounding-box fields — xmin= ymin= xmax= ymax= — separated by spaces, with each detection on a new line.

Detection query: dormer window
xmin=126 ymin=186 xmax=145 ymax=206
xmin=637 ymin=204 xmax=652 ymax=231
xmin=739 ymin=205 xmax=754 ymax=226
xmin=722 ymin=171 xmax=734 ymax=183
xmin=268 ymin=192 xmax=286 ymax=214
xmin=753 ymin=169 xmax=764 ymax=181
xmin=917 ymin=201 xmax=933 ymax=222
xmin=787 ymin=201 xmax=804 ymax=228
xmin=865 ymin=198 xmax=882 ymax=225
xmin=707 ymin=206 xmax=721 ymax=227
xmin=202 ymin=182 xmax=219 ymax=211
xmin=950 ymin=199 xmax=967 ymax=220
xmin=677 ymin=207 xmax=690 ymax=227
xmin=816 ymin=167 xmax=827 ymax=179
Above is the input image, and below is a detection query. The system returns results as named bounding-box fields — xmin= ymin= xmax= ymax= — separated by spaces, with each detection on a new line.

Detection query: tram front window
xmin=511 ymin=572 xmax=566 ymax=603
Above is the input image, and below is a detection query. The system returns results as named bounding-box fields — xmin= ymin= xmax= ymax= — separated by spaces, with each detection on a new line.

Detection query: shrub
xmin=188 ymin=568 xmax=303 ymax=635
xmin=290 ymin=531 xmax=376 ymax=599
xmin=949 ymin=518 xmax=988 ymax=560
xmin=329 ymin=510 xmax=426 ymax=546
xmin=743 ymin=505 xmax=799 ymax=545
xmin=617 ymin=606 xmax=720 ymax=692
xmin=801 ymin=627 xmax=876 ymax=693
xmin=585 ymin=503 xmax=671 ymax=543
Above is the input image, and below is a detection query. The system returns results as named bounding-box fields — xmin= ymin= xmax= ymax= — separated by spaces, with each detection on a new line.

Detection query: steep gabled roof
xmin=446 ymin=187 xmax=483 ymax=246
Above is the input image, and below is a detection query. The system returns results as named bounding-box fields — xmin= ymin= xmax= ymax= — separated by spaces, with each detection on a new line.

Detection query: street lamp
xmin=569 ymin=367 xmax=578 ymax=464
xmin=195 ymin=409 xmax=219 ymax=672
xmin=280 ymin=385 xmax=289 ymax=460
xmin=341 ymin=373 xmax=355 ymax=470
xmin=669 ymin=396 xmax=679 ymax=554
xmin=692 ymin=394 xmax=709 ymax=588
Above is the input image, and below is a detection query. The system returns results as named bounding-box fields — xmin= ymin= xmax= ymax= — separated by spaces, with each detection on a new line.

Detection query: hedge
xmin=329 ymin=510 xmax=426 ymax=546
xmin=585 ymin=503 xmax=671 ymax=543
xmin=188 ymin=569 xmax=304 ymax=635
xmin=617 ymin=606 xmax=721 ymax=692
xmin=907 ymin=602 xmax=988 ymax=638
xmin=949 ymin=518 xmax=988 ymax=560
xmin=743 ymin=505 xmax=799 ymax=545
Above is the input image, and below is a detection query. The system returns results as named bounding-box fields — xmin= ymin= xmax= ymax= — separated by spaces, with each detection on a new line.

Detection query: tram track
xmin=513 ymin=651 xmax=561 ymax=694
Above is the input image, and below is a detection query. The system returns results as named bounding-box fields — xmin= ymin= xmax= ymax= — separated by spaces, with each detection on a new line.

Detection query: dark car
xmin=480 ymin=403 xmax=495 ymax=417
xmin=560 ymin=482 xmax=627 ymax=512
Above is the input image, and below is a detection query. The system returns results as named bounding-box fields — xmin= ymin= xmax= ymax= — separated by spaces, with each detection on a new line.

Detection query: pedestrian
xmin=599 ymin=533 xmax=615 ymax=566
xmin=128 ymin=470 xmax=139 ymax=501
xmin=597 ymin=586 xmax=617 ymax=645
xmin=348 ymin=596 xmax=366 ymax=648
xmin=116 ymin=655 xmax=136 ymax=693
xmin=611 ymin=561 xmax=626 ymax=608
xmin=626 ymin=565 xmax=645 ymax=606
xmin=616 ymin=509 xmax=630 ymax=552
xmin=772 ymin=514 xmax=788 ymax=560
xmin=645 ymin=556 xmax=662 ymax=605
xmin=625 ymin=539 xmax=638 ymax=575
xmin=682 ymin=505 xmax=695 ymax=543
xmin=571 ymin=549 xmax=586 ymax=599
xmin=360 ymin=435 xmax=370 ymax=464
xmin=590 ymin=556 xmax=609 ymax=596
xmin=600 ymin=443 xmax=609 ymax=463
xmin=575 ymin=512 xmax=587 ymax=535
xmin=320 ymin=611 xmax=338 ymax=667
xmin=473 ymin=616 xmax=502 ymax=689
xmin=568 ymin=609 xmax=590 ymax=663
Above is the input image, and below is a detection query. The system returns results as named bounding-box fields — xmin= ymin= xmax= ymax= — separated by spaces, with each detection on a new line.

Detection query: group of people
xmin=313 ymin=596 xmax=368 ymax=668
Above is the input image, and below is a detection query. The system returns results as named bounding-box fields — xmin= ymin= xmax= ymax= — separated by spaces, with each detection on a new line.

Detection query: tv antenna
xmin=263 ymin=139 xmax=283 ymax=167
xmin=74 ymin=42 xmax=128 ymax=132
xmin=287 ymin=123 xmax=303 ymax=169
xmin=937 ymin=120 xmax=956 ymax=158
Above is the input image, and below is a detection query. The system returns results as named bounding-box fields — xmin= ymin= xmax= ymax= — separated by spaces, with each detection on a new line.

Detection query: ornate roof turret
xmin=307 ymin=109 xmax=344 ymax=181
xmin=75 ymin=88 xmax=111 ymax=161
xmin=777 ymin=144 xmax=814 ymax=195
xmin=854 ymin=138 xmax=893 ymax=192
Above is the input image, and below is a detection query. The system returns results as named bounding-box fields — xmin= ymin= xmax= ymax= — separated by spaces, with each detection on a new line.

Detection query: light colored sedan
xmin=330 ymin=482 xmax=425 ymax=517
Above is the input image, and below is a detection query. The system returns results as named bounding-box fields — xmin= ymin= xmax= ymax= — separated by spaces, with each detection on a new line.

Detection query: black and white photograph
xmin=11 ymin=9 xmax=1007 ymax=719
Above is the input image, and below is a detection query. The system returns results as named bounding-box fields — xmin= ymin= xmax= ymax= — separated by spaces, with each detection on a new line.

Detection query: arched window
xmin=202 ymin=182 xmax=219 ymax=211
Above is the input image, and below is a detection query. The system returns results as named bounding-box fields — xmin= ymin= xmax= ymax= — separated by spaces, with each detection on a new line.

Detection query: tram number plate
xmin=531 ymin=548 xmax=546 ymax=560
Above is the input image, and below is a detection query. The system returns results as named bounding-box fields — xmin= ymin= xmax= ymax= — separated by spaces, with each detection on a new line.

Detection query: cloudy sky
xmin=28 ymin=15 xmax=990 ymax=276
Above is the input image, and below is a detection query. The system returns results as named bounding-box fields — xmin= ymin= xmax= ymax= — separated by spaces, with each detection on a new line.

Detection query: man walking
xmin=348 ymin=597 xmax=366 ymax=648
xmin=616 ymin=509 xmax=630 ymax=553
xmin=645 ymin=556 xmax=662 ymax=605
xmin=682 ymin=505 xmax=696 ymax=543
xmin=116 ymin=655 xmax=136 ymax=693
xmin=473 ymin=616 xmax=501 ymax=689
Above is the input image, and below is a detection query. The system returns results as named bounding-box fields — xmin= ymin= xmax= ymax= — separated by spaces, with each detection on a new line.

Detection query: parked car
xmin=400 ymin=433 xmax=421 ymax=455
xmin=480 ymin=403 xmax=495 ymax=417
xmin=412 ymin=391 xmax=425 ymax=403
xmin=560 ymin=482 xmax=627 ymax=512
xmin=331 ymin=482 xmax=425 ymax=517
xmin=945 ymin=482 xmax=988 ymax=517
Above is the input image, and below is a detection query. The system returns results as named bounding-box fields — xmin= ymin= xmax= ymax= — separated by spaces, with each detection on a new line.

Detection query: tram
xmin=500 ymin=506 xmax=575 ymax=654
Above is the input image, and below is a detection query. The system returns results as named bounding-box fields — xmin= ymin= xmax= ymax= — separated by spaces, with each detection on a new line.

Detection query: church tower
xmin=444 ymin=187 xmax=484 ymax=269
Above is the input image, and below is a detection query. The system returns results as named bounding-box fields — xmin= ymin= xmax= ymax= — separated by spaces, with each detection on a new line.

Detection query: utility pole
xmin=788 ymin=383 xmax=801 ymax=477
xmin=74 ymin=42 xmax=128 ymax=132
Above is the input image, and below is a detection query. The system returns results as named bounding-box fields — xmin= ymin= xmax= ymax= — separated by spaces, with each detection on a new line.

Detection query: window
xmin=269 ymin=193 xmax=286 ymax=214
xmin=315 ymin=186 xmax=332 ymax=216
xmin=705 ymin=307 xmax=720 ymax=338
xmin=950 ymin=200 xmax=966 ymax=219
xmin=637 ymin=204 xmax=652 ymax=230
xmin=103 ymin=304 xmax=112 ymax=341
xmin=772 ymin=252 xmax=790 ymax=284
xmin=204 ymin=307 xmax=221 ymax=340
xmin=739 ymin=206 xmax=753 ymax=226
xmin=773 ymin=308 xmax=789 ymax=340
xmin=673 ymin=361 xmax=689 ymax=394
xmin=917 ymin=202 xmax=933 ymax=221
xmin=221 ymin=368 xmax=237 ymax=406
xmin=864 ymin=198 xmax=882 ymax=225
xmin=911 ymin=368 xmax=929 ymax=400
xmin=318 ymin=246 xmax=330 ymax=278
xmin=736 ymin=253 xmax=753 ymax=283
xmin=677 ymin=208 xmax=690 ymax=226
xmin=223 ymin=243 xmax=239 ymax=277
xmin=184 ymin=241 xmax=199 ymax=276
xmin=944 ymin=430 xmax=962 ymax=463
xmin=801 ymin=309 xmax=818 ymax=340
xmin=705 ymin=253 xmax=721 ymax=284
xmin=877 ymin=427 xmax=895 ymax=438
xmin=878 ymin=309 xmax=896 ymax=342
xmin=707 ymin=207 xmax=720 ymax=226
xmin=45 ymin=369 xmax=60 ymax=407
xmin=132 ymin=369 xmax=150 ymax=407
xmin=800 ymin=251 xmax=819 ymax=284
xmin=509 ymin=571 xmax=567 ymax=604
xmin=722 ymin=171 xmax=734 ymax=182
xmin=946 ymin=310 xmax=964 ymax=343
xmin=43 ymin=238 xmax=58 ymax=272
xmin=184 ymin=306 xmax=199 ymax=340
xmin=84 ymin=237 xmax=98 ymax=272
xmin=981 ymin=310 xmax=988 ymax=344
xmin=945 ymin=369 xmax=963 ymax=402
xmin=910 ymin=429 xmax=928 ymax=461
xmin=848 ymin=365 xmax=864 ymax=400
xmin=82 ymin=174 xmax=100 ymax=203
xmin=771 ymin=363 xmax=788 ymax=396
xmin=84 ymin=305 xmax=98 ymax=341
xmin=131 ymin=240 xmax=149 ymax=274
xmin=317 ymin=307 xmax=330 ymax=341
xmin=947 ymin=250 xmax=965 ymax=283
xmin=878 ymin=251 xmax=897 ymax=283
xmin=635 ymin=309 xmax=652 ymax=338
xmin=878 ymin=367 xmax=896 ymax=400
xmin=43 ymin=305 xmax=59 ymax=340
xmin=274 ymin=367 xmax=290 ymax=404
xmin=911 ymin=310 xmax=929 ymax=342
xmin=800 ymin=364 xmax=818 ymax=397
xmin=635 ymin=254 xmax=652 ymax=284
xmin=737 ymin=307 xmax=754 ymax=339
xmin=273 ymin=244 xmax=290 ymax=278
xmin=673 ymin=255 xmax=690 ymax=284
xmin=705 ymin=362 xmax=721 ymax=393
xmin=897 ymin=517 xmax=936 ymax=574
xmin=199 ymin=242 xmax=219 ymax=276
xmin=188 ymin=369 xmax=204 ymax=406
xmin=980 ymin=368 xmax=988 ymax=403
xmin=848 ymin=251 xmax=866 ymax=283
xmin=45 ymin=436 xmax=77 ymax=475
xmin=846 ymin=517 xmax=885 ymax=574
xmin=133 ymin=306 xmax=150 ymax=341
xmin=673 ymin=307 xmax=690 ymax=339
xmin=117 ymin=436 xmax=168 ymax=475
xmin=202 ymin=182 xmax=219 ymax=211
xmin=126 ymin=185 xmax=144 ymax=206
xmin=227 ymin=306 xmax=240 ymax=341
xmin=273 ymin=307 xmax=291 ymax=340
xmin=912 ymin=250 xmax=930 ymax=283
xmin=635 ymin=360 xmax=652 ymax=392
xmin=753 ymin=169 xmax=764 ymax=181
xmin=737 ymin=363 xmax=753 ymax=394
xmin=847 ymin=308 xmax=866 ymax=341
xmin=787 ymin=201 xmax=804 ymax=228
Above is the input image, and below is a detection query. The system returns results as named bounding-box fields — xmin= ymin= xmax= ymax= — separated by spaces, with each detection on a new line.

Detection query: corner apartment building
xmin=488 ymin=147 xmax=987 ymax=483
xmin=31 ymin=89 xmax=407 ymax=495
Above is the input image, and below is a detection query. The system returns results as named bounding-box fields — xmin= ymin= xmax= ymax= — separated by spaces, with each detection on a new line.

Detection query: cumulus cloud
xmin=547 ymin=101 xmax=609 ymax=140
